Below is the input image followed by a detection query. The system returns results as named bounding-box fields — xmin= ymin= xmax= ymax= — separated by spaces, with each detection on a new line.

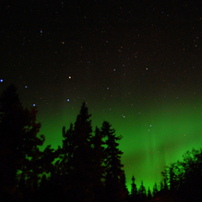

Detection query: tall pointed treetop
xmin=74 ymin=102 xmax=92 ymax=137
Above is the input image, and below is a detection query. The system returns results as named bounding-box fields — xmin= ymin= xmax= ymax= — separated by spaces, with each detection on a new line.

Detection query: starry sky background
xmin=0 ymin=0 xmax=202 ymax=189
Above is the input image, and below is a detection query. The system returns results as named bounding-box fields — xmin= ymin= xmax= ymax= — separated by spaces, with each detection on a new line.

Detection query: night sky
xmin=0 ymin=1 xmax=202 ymax=189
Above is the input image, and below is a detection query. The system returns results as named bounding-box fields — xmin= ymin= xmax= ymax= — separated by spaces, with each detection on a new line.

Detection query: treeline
xmin=155 ymin=148 xmax=202 ymax=201
xmin=0 ymin=85 xmax=128 ymax=201
xmin=0 ymin=85 xmax=202 ymax=201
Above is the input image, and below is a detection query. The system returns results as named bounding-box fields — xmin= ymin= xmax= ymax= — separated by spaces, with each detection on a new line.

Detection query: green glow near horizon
xmin=38 ymin=98 xmax=202 ymax=191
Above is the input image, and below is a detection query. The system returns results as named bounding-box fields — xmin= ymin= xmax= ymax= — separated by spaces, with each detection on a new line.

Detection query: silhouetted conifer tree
xmin=147 ymin=187 xmax=152 ymax=200
xmin=138 ymin=181 xmax=146 ymax=201
xmin=72 ymin=102 xmax=95 ymax=201
xmin=58 ymin=102 xmax=95 ymax=201
xmin=58 ymin=123 xmax=75 ymax=198
xmin=90 ymin=127 xmax=106 ymax=201
xmin=152 ymin=182 xmax=158 ymax=198
xmin=0 ymin=85 xmax=44 ymax=200
xmin=37 ymin=145 xmax=59 ymax=200
xmin=18 ymin=107 xmax=45 ymax=200
xmin=130 ymin=175 xmax=138 ymax=201
xmin=101 ymin=121 xmax=127 ymax=202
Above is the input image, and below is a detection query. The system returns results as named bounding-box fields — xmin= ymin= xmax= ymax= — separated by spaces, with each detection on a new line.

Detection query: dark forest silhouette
xmin=0 ymin=85 xmax=202 ymax=201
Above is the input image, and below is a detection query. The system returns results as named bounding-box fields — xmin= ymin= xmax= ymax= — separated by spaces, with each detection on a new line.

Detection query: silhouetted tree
xmin=57 ymin=102 xmax=95 ymax=201
xmin=72 ymin=102 xmax=95 ymax=201
xmin=178 ymin=149 xmax=202 ymax=201
xmin=37 ymin=145 xmax=59 ymax=201
xmin=161 ymin=161 xmax=185 ymax=198
xmin=54 ymin=123 xmax=75 ymax=199
xmin=62 ymin=123 xmax=74 ymax=175
xmin=147 ymin=187 xmax=152 ymax=200
xmin=91 ymin=127 xmax=106 ymax=201
xmin=130 ymin=175 xmax=138 ymax=201
xmin=0 ymin=86 xmax=131 ymax=201
xmin=17 ymin=107 xmax=45 ymax=200
xmin=0 ymin=85 xmax=44 ymax=200
xmin=0 ymin=84 xmax=23 ymax=199
xmin=152 ymin=182 xmax=158 ymax=198
xmin=138 ymin=181 xmax=146 ymax=201
xmin=160 ymin=148 xmax=202 ymax=201
xmin=102 ymin=121 xmax=128 ymax=201
xmin=157 ymin=178 xmax=169 ymax=199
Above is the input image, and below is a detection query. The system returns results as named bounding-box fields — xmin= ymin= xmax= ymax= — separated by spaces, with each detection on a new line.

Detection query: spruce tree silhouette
xmin=101 ymin=121 xmax=128 ymax=202
xmin=56 ymin=104 xmax=128 ymax=201
xmin=130 ymin=175 xmax=138 ymax=201
xmin=152 ymin=182 xmax=158 ymax=198
xmin=0 ymin=85 xmax=44 ymax=200
xmin=147 ymin=187 xmax=152 ymax=200
xmin=91 ymin=127 xmax=106 ymax=202
xmin=59 ymin=102 xmax=95 ymax=201
xmin=138 ymin=181 xmax=146 ymax=201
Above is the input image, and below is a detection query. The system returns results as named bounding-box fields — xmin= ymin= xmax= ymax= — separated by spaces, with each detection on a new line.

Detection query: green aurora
xmin=38 ymin=97 xmax=202 ymax=190
xmin=1 ymin=0 xmax=201 ymax=195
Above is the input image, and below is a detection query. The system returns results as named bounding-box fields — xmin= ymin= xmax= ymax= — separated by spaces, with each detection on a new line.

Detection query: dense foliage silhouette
xmin=0 ymin=85 xmax=202 ymax=201
xmin=0 ymin=85 xmax=44 ymax=201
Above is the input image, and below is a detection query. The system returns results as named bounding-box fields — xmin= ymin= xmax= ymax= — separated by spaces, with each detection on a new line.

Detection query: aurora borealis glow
xmin=36 ymin=98 xmax=202 ymax=189
xmin=1 ymin=0 xmax=201 ymax=191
